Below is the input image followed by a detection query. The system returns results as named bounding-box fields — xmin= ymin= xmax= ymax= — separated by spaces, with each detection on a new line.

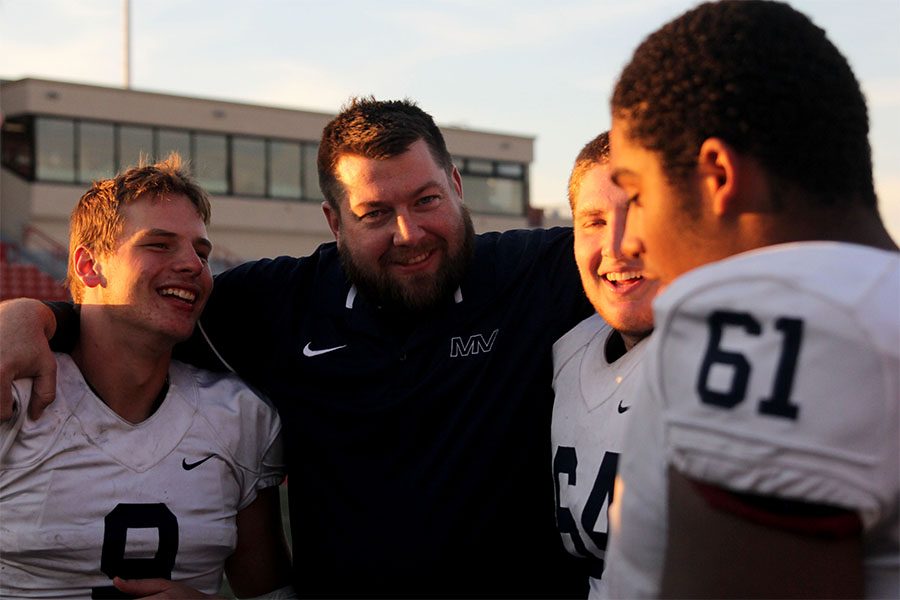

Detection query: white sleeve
xmin=654 ymin=276 xmax=899 ymax=531
xmin=191 ymin=367 xmax=286 ymax=511
xmin=255 ymin=413 xmax=285 ymax=491
xmin=0 ymin=379 xmax=31 ymax=464
xmin=228 ymin=383 xmax=285 ymax=511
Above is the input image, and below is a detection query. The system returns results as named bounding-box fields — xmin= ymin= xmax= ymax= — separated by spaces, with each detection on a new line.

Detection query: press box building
xmin=1 ymin=78 xmax=544 ymax=285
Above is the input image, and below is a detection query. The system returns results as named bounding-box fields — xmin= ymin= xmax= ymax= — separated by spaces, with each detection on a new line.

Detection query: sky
xmin=2 ymin=0 xmax=898 ymax=238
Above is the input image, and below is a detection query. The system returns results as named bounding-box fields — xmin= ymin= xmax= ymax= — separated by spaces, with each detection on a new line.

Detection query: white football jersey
xmin=0 ymin=354 xmax=284 ymax=598
xmin=606 ymin=242 xmax=900 ymax=598
xmin=552 ymin=313 xmax=650 ymax=598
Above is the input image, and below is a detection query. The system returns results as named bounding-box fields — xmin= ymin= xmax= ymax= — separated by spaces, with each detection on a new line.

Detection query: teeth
xmin=604 ymin=271 xmax=643 ymax=282
xmin=160 ymin=288 xmax=196 ymax=302
xmin=399 ymin=252 xmax=430 ymax=265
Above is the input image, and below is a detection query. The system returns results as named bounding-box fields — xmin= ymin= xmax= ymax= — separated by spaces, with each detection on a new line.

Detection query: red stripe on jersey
xmin=690 ymin=479 xmax=862 ymax=539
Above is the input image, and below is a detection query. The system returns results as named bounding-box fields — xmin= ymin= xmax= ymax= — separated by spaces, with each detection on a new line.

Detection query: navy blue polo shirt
xmin=194 ymin=227 xmax=592 ymax=598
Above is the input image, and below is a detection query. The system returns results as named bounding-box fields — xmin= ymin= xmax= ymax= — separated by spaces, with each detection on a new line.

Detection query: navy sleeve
xmin=45 ymin=301 xmax=221 ymax=368
xmin=481 ymin=226 xmax=590 ymax=340
xmin=538 ymin=227 xmax=592 ymax=337
xmin=45 ymin=301 xmax=79 ymax=352
xmin=191 ymin=251 xmax=323 ymax=381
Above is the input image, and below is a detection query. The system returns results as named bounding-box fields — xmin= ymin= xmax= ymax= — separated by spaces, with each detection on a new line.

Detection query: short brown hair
xmin=67 ymin=153 xmax=211 ymax=303
xmin=568 ymin=132 xmax=610 ymax=211
xmin=317 ymin=97 xmax=454 ymax=211
xmin=612 ymin=0 xmax=874 ymax=208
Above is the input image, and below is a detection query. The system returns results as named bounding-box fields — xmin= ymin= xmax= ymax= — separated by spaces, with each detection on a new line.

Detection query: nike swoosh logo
xmin=617 ymin=400 xmax=631 ymax=414
xmin=302 ymin=342 xmax=347 ymax=357
xmin=182 ymin=455 xmax=215 ymax=470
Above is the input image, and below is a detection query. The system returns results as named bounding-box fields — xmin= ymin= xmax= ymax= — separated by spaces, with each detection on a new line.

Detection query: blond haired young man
xmin=0 ymin=157 xmax=291 ymax=598
xmin=552 ymin=132 xmax=660 ymax=598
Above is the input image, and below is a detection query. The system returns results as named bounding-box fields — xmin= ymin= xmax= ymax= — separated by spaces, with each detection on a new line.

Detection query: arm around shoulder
xmin=0 ymin=298 xmax=59 ymax=421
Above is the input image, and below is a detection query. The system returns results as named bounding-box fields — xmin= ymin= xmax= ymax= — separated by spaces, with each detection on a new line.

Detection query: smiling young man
xmin=551 ymin=132 xmax=660 ymax=598
xmin=602 ymin=2 xmax=899 ymax=598
xmin=0 ymin=157 xmax=291 ymax=598
xmin=0 ymin=99 xmax=591 ymax=597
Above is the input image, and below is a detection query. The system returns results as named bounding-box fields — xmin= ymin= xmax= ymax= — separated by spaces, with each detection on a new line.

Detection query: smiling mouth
xmin=389 ymin=248 xmax=436 ymax=268
xmin=159 ymin=287 xmax=197 ymax=304
xmin=602 ymin=270 xmax=644 ymax=286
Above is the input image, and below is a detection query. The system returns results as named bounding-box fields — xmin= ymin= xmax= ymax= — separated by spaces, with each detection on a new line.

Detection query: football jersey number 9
xmin=91 ymin=503 xmax=179 ymax=599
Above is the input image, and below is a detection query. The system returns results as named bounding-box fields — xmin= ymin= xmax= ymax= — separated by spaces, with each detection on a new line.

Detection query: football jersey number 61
xmin=697 ymin=310 xmax=803 ymax=420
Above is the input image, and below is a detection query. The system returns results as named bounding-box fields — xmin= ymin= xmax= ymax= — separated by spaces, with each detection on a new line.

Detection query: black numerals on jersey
xmin=91 ymin=503 xmax=179 ymax=599
xmin=697 ymin=310 xmax=803 ymax=420
xmin=553 ymin=447 xmax=619 ymax=580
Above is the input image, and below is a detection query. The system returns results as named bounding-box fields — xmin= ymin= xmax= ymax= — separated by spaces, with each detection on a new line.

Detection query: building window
xmin=485 ymin=178 xmax=525 ymax=214
xmin=496 ymin=162 xmax=523 ymax=178
xmin=118 ymin=125 xmax=153 ymax=170
xmin=462 ymin=175 xmax=525 ymax=215
xmin=466 ymin=158 xmax=494 ymax=175
xmin=1 ymin=117 xmax=34 ymax=179
xmin=302 ymin=143 xmax=324 ymax=201
xmin=194 ymin=133 xmax=228 ymax=194
xmin=269 ymin=140 xmax=301 ymax=199
xmin=17 ymin=113 xmax=529 ymax=216
xmin=232 ymin=137 xmax=266 ymax=196
xmin=35 ymin=117 xmax=75 ymax=182
xmin=458 ymin=159 xmax=527 ymax=216
xmin=157 ymin=129 xmax=191 ymax=164
xmin=77 ymin=121 xmax=115 ymax=183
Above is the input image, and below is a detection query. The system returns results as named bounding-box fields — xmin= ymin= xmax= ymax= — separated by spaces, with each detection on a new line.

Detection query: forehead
xmin=608 ymin=116 xmax=661 ymax=186
xmin=119 ymin=193 xmax=206 ymax=232
xmin=608 ymin=118 xmax=631 ymax=170
xmin=334 ymin=139 xmax=447 ymax=204
xmin=574 ymin=163 xmax=626 ymax=212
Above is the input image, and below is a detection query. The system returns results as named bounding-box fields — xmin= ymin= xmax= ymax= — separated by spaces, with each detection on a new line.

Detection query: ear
xmin=450 ymin=165 xmax=464 ymax=201
xmin=73 ymin=246 xmax=105 ymax=289
xmin=697 ymin=138 xmax=740 ymax=217
xmin=322 ymin=201 xmax=341 ymax=243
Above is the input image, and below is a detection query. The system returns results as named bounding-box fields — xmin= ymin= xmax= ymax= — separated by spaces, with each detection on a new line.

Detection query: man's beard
xmin=339 ymin=207 xmax=475 ymax=313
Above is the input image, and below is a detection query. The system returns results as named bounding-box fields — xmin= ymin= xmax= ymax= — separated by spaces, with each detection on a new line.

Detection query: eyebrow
xmin=143 ymin=228 xmax=213 ymax=252
xmin=574 ymin=207 xmax=607 ymax=218
xmin=410 ymin=180 xmax=445 ymax=198
xmin=353 ymin=179 xmax=446 ymax=209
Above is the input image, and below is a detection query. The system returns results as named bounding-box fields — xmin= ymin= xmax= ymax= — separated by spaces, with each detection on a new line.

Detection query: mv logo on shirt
xmin=450 ymin=329 xmax=499 ymax=358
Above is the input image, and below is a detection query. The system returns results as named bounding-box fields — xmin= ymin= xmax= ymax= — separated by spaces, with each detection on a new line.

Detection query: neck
xmin=621 ymin=331 xmax=647 ymax=352
xmin=606 ymin=330 xmax=628 ymax=363
xmin=811 ymin=206 xmax=898 ymax=251
xmin=72 ymin=307 xmax=173 ymax=424
xmin=721 ymin=204 xmax=898 ymax=261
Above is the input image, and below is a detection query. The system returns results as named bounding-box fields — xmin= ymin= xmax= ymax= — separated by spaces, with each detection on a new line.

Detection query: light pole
xmin=123 ymin=0 xmax=131 ymax=89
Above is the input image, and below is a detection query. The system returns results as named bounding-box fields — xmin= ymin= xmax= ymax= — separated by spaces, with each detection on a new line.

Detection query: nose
xmin=620 ymin=210 xmax=644 ymax=260
xmin=393 ymin=212 xmax=426 ymax=246
xmin=601 ymin=218 xmax=626 ymax=260
xmin=602 ymin=211 xmax=636 ymax=260
xmin=174 ymin=244 xmax=205 ymax=275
